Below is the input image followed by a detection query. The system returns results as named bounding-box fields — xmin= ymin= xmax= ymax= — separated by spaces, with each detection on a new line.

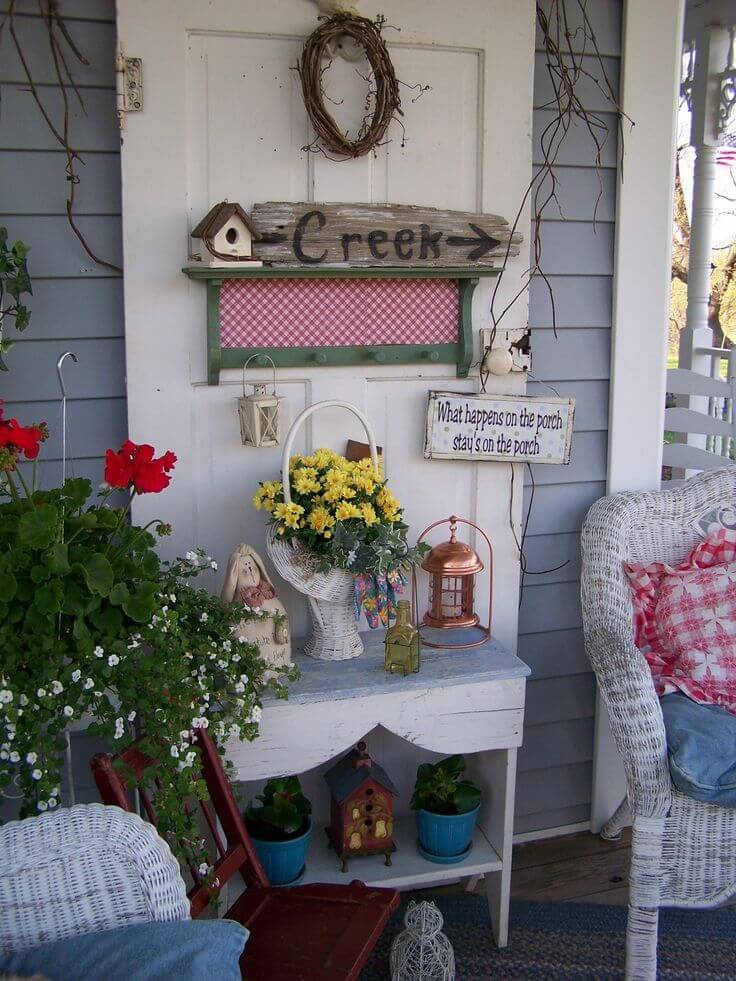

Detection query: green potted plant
xmin=0 ymin=410 xmax=295 ymax=882
xmin=410 ymin=755 xmax=481 ymax=864
xmin=245 ymin=776 xmax=312 ymax=885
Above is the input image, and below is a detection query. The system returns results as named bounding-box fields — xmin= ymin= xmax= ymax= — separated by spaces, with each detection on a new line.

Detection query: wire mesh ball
xmin=390 ymin=901 xmax=455 ymax=981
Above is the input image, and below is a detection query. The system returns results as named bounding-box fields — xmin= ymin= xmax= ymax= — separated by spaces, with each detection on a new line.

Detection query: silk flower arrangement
xmin=253 ymin=448 xmax=427 ymax=648
xmin=0 ymin=403 xmax=290 ymax=880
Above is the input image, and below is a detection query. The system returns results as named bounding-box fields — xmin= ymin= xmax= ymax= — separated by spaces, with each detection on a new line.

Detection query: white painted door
xmin=115 ymin=0 xmax=535 ymax=651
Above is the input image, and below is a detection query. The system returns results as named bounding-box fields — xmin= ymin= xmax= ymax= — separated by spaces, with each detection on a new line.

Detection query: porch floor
xmin=508 ymin=829 xmax=632 ymax=905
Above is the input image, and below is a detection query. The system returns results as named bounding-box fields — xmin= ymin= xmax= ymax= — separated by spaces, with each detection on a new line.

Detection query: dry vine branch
xmin=0 ymin=0 xmax=122 ymax=274
xmin=483 ymin=0 xmax=630 ymax=372
xmin=483 ymin=0 xmax=630 ymax=597
xmin=297 ymin=12 xmax=405 ymax=158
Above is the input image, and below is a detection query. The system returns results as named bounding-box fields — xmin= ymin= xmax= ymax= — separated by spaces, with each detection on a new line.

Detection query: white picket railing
xmin=663 ymin=326 xmax=736 ymax=479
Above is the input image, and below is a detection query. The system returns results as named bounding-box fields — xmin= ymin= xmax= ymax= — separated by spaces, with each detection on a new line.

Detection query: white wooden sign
xmin=424 ymin=391 xmax=575 ymax=464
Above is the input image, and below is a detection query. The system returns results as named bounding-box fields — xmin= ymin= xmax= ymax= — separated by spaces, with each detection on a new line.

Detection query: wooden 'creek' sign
xmin=250 ymin=202 xmax=522 ymax=268
xmin=424 ymin=391 xmax=575 ymax=465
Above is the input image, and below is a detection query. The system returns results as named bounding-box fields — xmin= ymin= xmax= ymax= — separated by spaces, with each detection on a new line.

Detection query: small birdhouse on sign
xmin=324 ymin=741 xmax=398 ymax=872
xmin=237 ymin=356 xmax=283 ymax=447
xmin=191 ymin=201 xmax=261 ymax=267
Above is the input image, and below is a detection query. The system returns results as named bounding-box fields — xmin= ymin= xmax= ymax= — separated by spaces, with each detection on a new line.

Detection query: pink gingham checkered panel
xmin=625 ymin=528 xmax=736 ymax=713
xmin=219 ymin=278 xmax=459 ymax=349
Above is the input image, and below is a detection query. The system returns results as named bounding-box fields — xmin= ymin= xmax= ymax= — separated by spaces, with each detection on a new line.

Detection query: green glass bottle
xmin=384 ymin=600 xmax=421 ymax=676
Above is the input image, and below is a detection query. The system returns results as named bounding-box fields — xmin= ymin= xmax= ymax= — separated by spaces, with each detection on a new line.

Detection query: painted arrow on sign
xmin=446 ymin=224 xmax=502 ymax=262
xmin=250 ymin=202 xmax=522 ymax=268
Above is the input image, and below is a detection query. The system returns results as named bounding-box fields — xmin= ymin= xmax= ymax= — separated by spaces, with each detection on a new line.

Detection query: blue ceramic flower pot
xmin=416 ymin=805 xmax=480 ymax=862
xmin=251 ymin=819 xmax=312 ymax=886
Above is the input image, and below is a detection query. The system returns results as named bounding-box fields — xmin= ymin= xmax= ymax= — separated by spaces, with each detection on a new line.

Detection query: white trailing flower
xmin=71 ymin=670 xmax=81 ymax=683
xmin=170 ymin=745 xmax=180 ymax=758
xmin=185 ymin=551 xmax=199 ymax=564
xmin=9 ymin=751 xmax=20 ymax=763
xmin=198 ymin=862 xmax=210 ymax=877
xmin=222 ymin=640 xmax=232 ymax=652
xmin=108 ymin=654 xmax=120 ymax=667
xmin=18 ymin=694 xmax=28 ymax=707
xmin=199 ymin=613 xmax=208 ymax=623
xmin=26 ymin=752 xmax=37 ymax=765
xmin=31 ymin=769 xmax=42 ymax=780
xmin=191 ymin=716 xmax=209 ymax=729
xmin=84 ymin=678 xmax=94 ymax=690
xmin=128 ymin=640 xmax=140 ymax=650
xmin=169 ymin=594 xmax=177 ymax=603
xmin=51 ymin=681 xmax=64 ymax=695
xmin=37 ymin=800 xmax=48 ymax=811
xmin=185 ymin=751 xmax=196 ymax=767
xmin=114 ymin=718 xmax=125 ymax=740
xmin=63 ymin=706 xmax=74 ymax=718
xmin=37 ymin=688 xmax=47 ymax=698
xmin=248 ymin=705 xmax=263 ymax=724
xmin=237 ymin=636 xmax=247 ymax=645
xmin=179 ymin=730 xmax=190 ymax=742
xmin=0 ymin=750 xmax=8 ymax=761
xmin=127 ymin=710 xmax=136 ymax=722
xmin=0 ymin=689 xmax=12 ymax=705
xmin=234 ymin=682 xmax=245 ymax=694
xmin=47 ymin=797 xmax=57 ymax=809
xmin=210 ymin=560 xmax=218 ymax=571
xmin=231 ymin=653 xmax=241 ymax=663
xmin=94 ymin=646 xmax=104 ymax=658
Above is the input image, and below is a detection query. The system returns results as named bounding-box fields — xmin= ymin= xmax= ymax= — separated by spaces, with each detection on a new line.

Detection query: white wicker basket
xmin=266 ymin=400 xmax=381 ymax=661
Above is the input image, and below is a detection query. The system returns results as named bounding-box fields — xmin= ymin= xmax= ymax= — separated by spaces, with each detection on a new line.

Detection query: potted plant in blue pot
xmin=245 ymin=776 xmax=312 ymax=885
xmin=411 ymin=755 xmax=481 ymax=864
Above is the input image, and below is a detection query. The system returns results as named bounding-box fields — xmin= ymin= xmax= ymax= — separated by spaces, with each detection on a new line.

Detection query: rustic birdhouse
xmin=191 ymin=201 xmax=261 ymax=268
xmin=324 ymin=741 xmax=398 ymax=872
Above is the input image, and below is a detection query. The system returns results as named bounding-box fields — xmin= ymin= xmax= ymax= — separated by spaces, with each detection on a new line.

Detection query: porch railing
xmin=663 ymin=326 xmax=736 ymax=480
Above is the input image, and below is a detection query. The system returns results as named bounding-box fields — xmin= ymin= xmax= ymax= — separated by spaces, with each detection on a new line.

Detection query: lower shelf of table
xmin=299 ymin=821 xmax=502 ymax=890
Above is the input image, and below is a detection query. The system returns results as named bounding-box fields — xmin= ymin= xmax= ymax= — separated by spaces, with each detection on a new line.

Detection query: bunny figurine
xmin=221 ymin=544 xmax=292 ymax=677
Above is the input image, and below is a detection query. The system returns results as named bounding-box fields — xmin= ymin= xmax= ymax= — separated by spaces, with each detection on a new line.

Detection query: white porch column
xmin=685 ymin=26 xmax=732 ymax=337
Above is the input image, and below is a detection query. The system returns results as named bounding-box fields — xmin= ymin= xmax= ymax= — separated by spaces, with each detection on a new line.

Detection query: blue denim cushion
xmin=0 ymin=918 xmax=247 ymax=981
xmin=661 ymin=692 xmax=736 ymax=807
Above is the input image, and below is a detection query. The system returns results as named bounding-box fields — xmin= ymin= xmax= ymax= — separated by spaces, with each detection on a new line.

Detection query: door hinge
xmin=116 ymin=45 xmax=143 ymax=129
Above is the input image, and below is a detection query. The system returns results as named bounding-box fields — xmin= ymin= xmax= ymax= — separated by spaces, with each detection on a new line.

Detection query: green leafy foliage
xmin=410 ymin=755 xmax=482 ymax=815
xmin=245 ymin=776 xmax=312 ymax=840
xmin=0 ymin=470 xmax=297 ymax=881
xmin=0 ymin=228 xmax=32 ymax=371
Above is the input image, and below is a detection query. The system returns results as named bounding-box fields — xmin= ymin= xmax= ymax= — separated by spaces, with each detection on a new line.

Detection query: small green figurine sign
xmin=424 ymin=391 xmax=575 ymax=465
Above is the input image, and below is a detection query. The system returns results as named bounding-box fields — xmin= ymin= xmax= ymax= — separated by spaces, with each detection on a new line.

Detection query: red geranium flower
xmin=104 ymin=440 xmax=177 ymax=494
xmin=0 ymin=401 xmax=46 ymax=461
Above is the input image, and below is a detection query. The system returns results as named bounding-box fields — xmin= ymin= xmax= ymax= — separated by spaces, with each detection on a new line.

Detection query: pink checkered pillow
xmin=625 ymin=528 xmax=736 ymax=713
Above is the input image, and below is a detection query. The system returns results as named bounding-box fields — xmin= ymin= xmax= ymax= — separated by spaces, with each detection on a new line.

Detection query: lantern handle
xmin=242 ymin=354 xmax=277 ymax=397
xmin=411 ymin=515 xmax=494 ymax=647
xmin=280 ymin=400 xmax=381 ymax=505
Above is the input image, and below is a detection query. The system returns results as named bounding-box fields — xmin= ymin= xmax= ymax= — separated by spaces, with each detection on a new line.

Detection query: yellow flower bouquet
xmin=253 ymin=449 xmax=425 ymax=580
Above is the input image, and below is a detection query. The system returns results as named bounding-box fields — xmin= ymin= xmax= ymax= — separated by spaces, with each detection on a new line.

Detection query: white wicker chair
xmin=581 ymin=467 xmax=736 ymax=981
xmin=0 ymin=803 xmax=190 ymax=955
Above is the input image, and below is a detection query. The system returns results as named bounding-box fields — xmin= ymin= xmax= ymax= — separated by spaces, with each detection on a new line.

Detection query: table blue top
xmin=267 ymin=628 xmax=530 ymax=705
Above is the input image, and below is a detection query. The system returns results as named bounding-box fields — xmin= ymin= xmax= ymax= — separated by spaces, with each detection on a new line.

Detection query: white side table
xmin=225 ymin=631 xmax=529 ymax=947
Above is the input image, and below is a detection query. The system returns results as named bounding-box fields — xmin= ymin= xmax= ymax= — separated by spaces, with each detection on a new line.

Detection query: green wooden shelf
xmin=182 ymin=265 xmax=499 ymax=385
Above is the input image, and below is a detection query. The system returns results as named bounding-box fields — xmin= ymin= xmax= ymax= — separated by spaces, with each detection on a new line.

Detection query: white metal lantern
xmin=237 ymin=355 xmax=283 ymax=447
xmin=390 ymin=901 xmax=455 ymax=981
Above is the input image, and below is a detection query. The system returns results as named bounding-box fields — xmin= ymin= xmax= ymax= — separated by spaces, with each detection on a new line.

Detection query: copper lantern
xmin=414 ymin=515 xmax=493 ymax=650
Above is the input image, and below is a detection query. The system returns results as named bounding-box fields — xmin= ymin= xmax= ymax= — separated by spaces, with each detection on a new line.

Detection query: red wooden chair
xmin=90 ymin=730 xmax=399 ymax=980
